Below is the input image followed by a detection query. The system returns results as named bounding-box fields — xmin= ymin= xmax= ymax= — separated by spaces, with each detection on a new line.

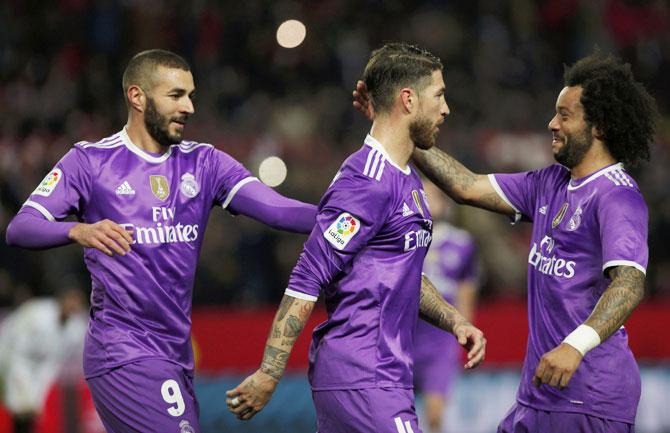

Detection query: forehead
xmin=428 ymin=69 xmax=445 ymax=88
xmin=556 ymin=86 xmax=583 ymax=110
xmin=151 ymin=66 xmax=195 ymax=92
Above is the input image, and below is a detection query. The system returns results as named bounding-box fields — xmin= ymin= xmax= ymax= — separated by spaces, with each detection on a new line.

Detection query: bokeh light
xmin=276 ymin=19 xmax=307 ymax=48
xmin=258 ymin=156 xmax=288 ymax=187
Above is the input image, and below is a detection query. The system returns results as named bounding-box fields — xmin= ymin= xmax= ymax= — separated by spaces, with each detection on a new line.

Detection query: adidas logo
xmin=539 ymin=205 xmax=547 ymax=215
xmin=402 ymin=202 xmax=413 ymax=217
xmin=116 ymin=181 xmax=136 ymax=195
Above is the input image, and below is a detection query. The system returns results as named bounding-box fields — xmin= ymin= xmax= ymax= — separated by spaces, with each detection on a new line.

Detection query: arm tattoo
xmin=260 ymin=295 xmax=315 ymax=381
xmin=413 ymin=147 xmax=514 ymax=215
xmin=283 ymin=315 xmax=302 ymax=337
xmin=413 ymin=147 xmax=477 ymax=201
xmin=276 ymin=295 xmax=295 ymax=321
xmin=419 ymin=275 xmax=468 ymax=333
xmin=584 ymin=266 xmax=645 ymax=341
xmin=260 ymin=345 xmax=290 ymax=381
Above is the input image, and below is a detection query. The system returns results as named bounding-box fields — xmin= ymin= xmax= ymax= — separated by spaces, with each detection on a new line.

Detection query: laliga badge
xmin=324 ymin=212 xmax=360 ymax=250
xmin=33 ymin=168 xmax=62 ymax=197
xmin=180 ymin=172 xmax=199 ymax=198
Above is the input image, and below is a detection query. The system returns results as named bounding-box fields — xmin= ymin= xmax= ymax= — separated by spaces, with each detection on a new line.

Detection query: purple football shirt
xmin=413 ymin=221 xmax=477 ymax=371
xmin=490 ymin=163 xmax=648 ymax=423
xmin=287 ymin=134 xmax=433 ymax=390
xmin=22 ymin=127 xmax=256 ymax=378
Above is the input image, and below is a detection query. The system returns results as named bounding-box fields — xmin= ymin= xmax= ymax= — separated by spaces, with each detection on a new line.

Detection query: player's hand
xmin=68 ymin=220 xmax=134 ymax=256
xmin=453 ymin=321 xmax=486 ymax=369
xmin=226 ymin=369 xmax=278 ymax=421
xmin=533 ymin=343 xmax=583 ymax=389
xmin=352 ymin=80 xmax=374 ymax=121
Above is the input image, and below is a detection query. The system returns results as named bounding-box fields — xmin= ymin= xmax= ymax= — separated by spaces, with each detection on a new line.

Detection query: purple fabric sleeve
xmin=598 ymin=187 xmax=648 ymax=274
xmin=287 ymin=172 xmax=391 ymax=298
xmin=228 ymin=180 xmax=317 ymax=234
xmin=5 ymin=206 xmax=77 ymax=249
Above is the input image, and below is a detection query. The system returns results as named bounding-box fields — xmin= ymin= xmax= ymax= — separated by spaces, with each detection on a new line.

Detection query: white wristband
xmin=563 ymin=325 xmax=601 ymax=356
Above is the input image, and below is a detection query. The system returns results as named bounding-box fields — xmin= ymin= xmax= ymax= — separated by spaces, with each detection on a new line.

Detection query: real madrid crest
xmin=180 ymin=172 xmax=199 ymax=198
xmin=149 ymin=175 xmax=170 ymax=201
xmin=566 ymin=206 xmax=582 ymax=231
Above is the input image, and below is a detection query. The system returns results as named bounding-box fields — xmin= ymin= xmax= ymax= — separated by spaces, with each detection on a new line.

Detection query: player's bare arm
xmin=585 ymin=265 xmax=645 ymax=339
xmin=413 ymin=147 xmax=514 ymax=215
xmin=68 ymin=220 xmax=134 ymax=256
xmin=534 ymin=265 xmax=645 ymax=390
xmin=226 ymin=294 xmax=315 ymax=420
xmin=419 ymin=275 xmax=486 ymax=369
xmin=352 ymin=79 xmax=513 ymax=215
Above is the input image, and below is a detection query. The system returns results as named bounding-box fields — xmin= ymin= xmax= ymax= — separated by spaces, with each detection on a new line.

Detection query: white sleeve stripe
xmin=487 ymin=174 xmax=522 ymax=223
xmin=284 ymin=288 xmax=318 ymax=302
xmin=23 ymin=200 xmax=55 ymax=222
xmin=221 ymin=177 xmax=259 ymax=209
xmin=394 ymin=417 xmax=407 ymax=433
xmin=603 ymin=260 xmax=646 ymax=275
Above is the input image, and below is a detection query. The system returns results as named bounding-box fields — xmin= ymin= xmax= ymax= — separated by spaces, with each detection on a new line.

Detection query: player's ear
xmin=127 ymin=85 xmax=146 ymax=113
xmin=400 ymin=88 xmax=415 ymax=113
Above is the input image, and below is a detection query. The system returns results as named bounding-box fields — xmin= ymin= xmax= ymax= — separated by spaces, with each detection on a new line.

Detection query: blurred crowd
xmin=0 ymin=0 xmax=668 ymax=307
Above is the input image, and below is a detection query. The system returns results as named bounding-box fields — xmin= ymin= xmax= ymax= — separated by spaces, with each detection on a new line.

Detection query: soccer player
xmin=354 ymin=51 xmax=657 ymax=432
xmin=225 ymin=43 xmax=486 ymax=433
xmin=5 ymin=49 xmax=317 ymax=433
xmin=414 ymin=181 xmax=478 ymax=433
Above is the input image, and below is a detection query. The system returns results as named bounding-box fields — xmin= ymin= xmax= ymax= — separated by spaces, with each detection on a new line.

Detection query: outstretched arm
xmin=226 ymin=294 xmax=315 ymax=420
xmin=412 ymin=147 xmax=514 ymax=215
xmin=420 ymin=275 xmax=486 ymax=369
xmin=228 ymin=180 xmax=317 ymax=234
xmin=533 ymin=265 xmax=645 ymax=389
xmin=6 ymin=207 xmax=133 ymax=256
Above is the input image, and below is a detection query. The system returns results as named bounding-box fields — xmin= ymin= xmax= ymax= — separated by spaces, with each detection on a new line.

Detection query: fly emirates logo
xmin=528 ymin=235 xmax=576 ymax=278
xmin=120 ymin=207 xmax=199 ymax=245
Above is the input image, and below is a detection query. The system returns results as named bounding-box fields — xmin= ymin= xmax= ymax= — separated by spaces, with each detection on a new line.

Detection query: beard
xmin=144 ymin=97 xmax=184 ymax=147
xmin=554 ymin=125 xmax=593 ymax=169
xmin=409 ymin=116 xmax=438 ymax=150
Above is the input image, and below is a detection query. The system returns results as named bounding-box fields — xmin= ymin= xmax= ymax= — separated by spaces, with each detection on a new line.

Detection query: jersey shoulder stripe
xmin=361 ymin=147 xmax=386 ymax=181
xmin=174 ymin=141 xmax=213 ymax=153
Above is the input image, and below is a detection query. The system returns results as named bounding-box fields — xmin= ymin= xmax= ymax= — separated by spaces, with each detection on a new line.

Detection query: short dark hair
xmin=564 ymin=51 xmax=658 ymax=166
xmin=122 ymin=49 xmax=190 ymax=94
xmin=363 ymin=42 xmax=443 ymax=114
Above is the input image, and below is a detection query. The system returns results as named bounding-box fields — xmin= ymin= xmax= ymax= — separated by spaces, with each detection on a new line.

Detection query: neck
xmin=369 ymin=115 xmax=414 ymax=169
xmin=570 ymin=141 xmax=617 ymax=179
xmin=126 ymin=115 xmax=168 ymax=155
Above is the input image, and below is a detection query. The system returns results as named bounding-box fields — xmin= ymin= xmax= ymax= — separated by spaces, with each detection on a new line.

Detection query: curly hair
xmin=563 ymin=51 xmax=658 ymax=166
xmin=363 ymin=42 xmax=443 ymax=115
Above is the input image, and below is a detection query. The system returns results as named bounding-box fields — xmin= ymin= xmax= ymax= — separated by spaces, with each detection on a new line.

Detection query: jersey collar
xmin=567 ymin=162 xmax=624 ymax=191
xmin=121 ymin=126 xmax=173 ymax=163
xmin=364 ymin=134 xmax=411 ymax=175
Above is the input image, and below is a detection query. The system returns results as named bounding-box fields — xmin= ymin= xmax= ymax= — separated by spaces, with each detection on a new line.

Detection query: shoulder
xmin=172 ymin=140 xmax=215 ymax=154
xmin=74 ymin=131 xmax=125 ymax=153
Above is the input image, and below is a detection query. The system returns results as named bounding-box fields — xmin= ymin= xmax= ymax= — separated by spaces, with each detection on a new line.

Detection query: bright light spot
xmin=276 ymin=20 xmax=306 ymax=48
xmin=258 ymin=156 xmax=288 ymax=187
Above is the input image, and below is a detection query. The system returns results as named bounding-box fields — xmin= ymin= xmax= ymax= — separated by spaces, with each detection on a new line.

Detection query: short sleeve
xmin=488 ymin=171 xmax=539 ymax=223
xmin=22 ymin=147 xmax=92 ymax=221
xmin=599 ymin=188 xmax=648 ymax=275
xmin=208 ymin=148 xmax=255 ymax=210
xmin=286 ymin=173 xmax=392 ymax=300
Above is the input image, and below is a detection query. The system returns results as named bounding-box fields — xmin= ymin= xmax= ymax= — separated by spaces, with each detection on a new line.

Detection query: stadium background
xmin=0 ymin=0 xmax=668 ymax=432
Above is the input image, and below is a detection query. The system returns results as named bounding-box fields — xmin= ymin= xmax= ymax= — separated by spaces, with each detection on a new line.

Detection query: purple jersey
xmin=287 ymin=134 xmax=432 ymax=390
xmin=490 ymin=163 xmax=648 ymax=423
xmin=414 ymin=222 xmax=477 ymax=385
xmin=22 ymin=128 xmax=255 ymax=378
